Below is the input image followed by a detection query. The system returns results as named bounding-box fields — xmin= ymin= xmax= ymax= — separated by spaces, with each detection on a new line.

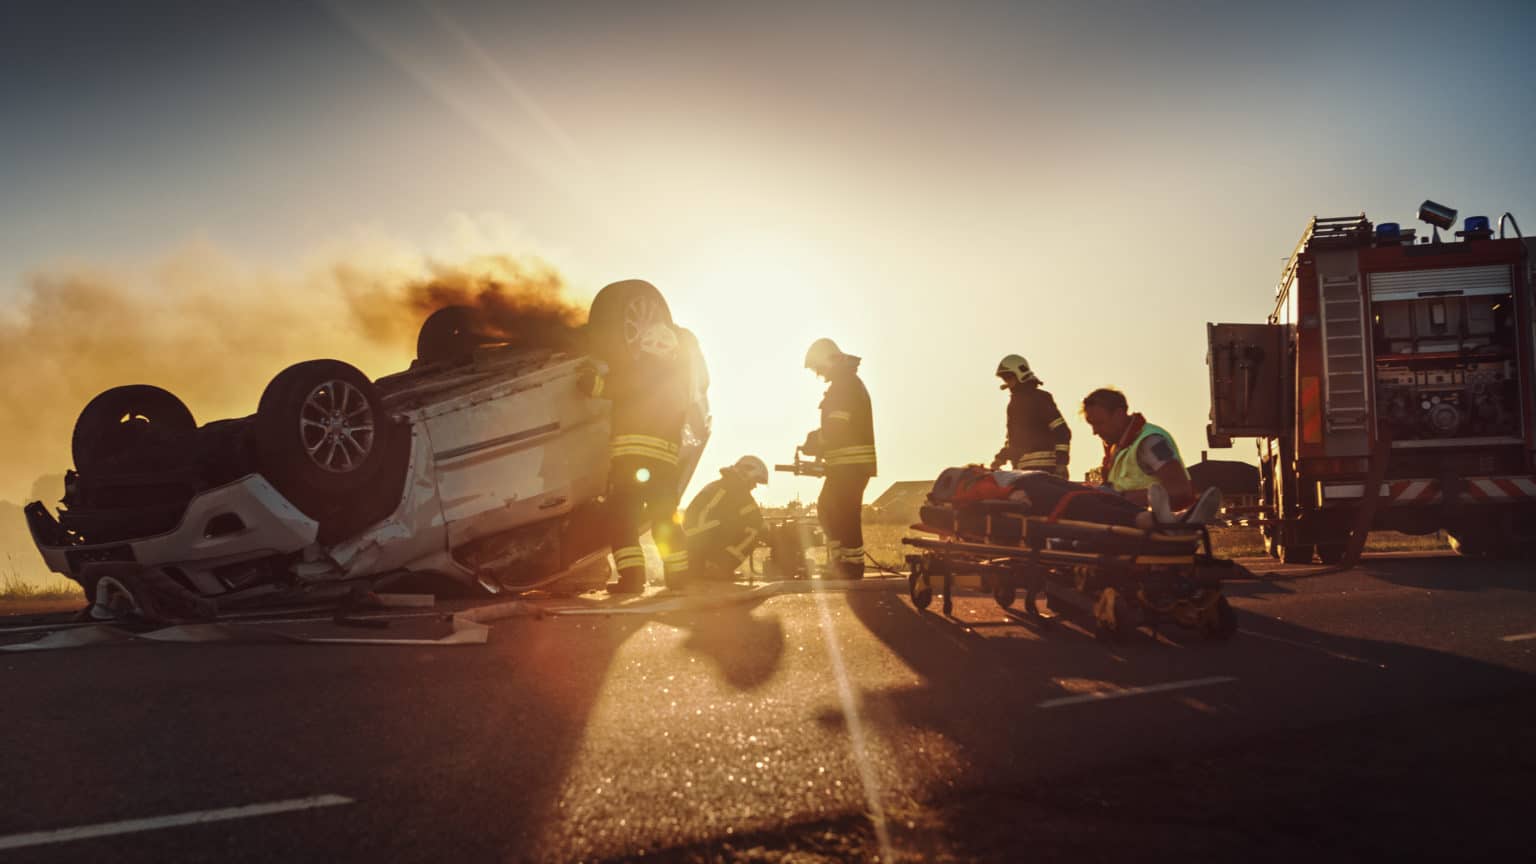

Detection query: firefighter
xmin=683 ymin=456 xmax=769 ymax=583
xmin=989 ymin=354 xmax=1071 ymax=477
xmin=802 ymin=338 xmax=877 ymax=579
xmin=578 ymin=286 xmax=692 ymax=595
xmin=1080 ymin=387 xmax=1196 ymax=510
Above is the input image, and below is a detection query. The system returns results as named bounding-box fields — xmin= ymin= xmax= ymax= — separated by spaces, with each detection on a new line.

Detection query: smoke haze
xmin=0 ymin=244 xmax=582 ymax=504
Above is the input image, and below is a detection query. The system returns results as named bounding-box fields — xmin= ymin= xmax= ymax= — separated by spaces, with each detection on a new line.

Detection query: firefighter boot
xmin=608 ymin=546 xmax=647 ymax=595
xmin=662 ymin=550 xmax=691 ymax=591
xmin=839 ymin=547 xmax=866 ymax=580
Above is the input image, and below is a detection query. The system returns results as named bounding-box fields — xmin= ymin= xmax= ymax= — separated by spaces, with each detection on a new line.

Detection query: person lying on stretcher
xmin=929 ymin=467 xmax=1222 ymax=529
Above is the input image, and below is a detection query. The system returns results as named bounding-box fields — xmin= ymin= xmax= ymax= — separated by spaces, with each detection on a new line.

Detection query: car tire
xmin=587 ymin=279 xmax=675 ymax=364
xmin=72 ymin=385 xmax=196 ymax=474
xmin=417 ymin=305 xmax=490 ymax=365
xmin=253 ymin=360 xmax=391 ymax=534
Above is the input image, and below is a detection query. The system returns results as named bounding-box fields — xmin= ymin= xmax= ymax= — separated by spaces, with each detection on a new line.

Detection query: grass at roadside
xmin=1208 ymin=526 xmax=1449 ymax=559
xmin=1 ymin=569 xmax=84 ymax=603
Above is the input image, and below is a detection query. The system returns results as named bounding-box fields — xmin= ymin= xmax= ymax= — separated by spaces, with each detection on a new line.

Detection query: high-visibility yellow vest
xmin=1106 ymin=422 xmax=1186 ymax=492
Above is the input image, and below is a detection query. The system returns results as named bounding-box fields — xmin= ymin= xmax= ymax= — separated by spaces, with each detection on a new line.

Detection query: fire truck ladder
xmin=1320 ymin=272 xmax=1370 ymax=433
xmin=1271 ymin=214 xmax=1372 ymax=325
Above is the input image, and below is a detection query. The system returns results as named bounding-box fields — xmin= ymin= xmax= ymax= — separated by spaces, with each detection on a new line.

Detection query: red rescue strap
xmin=1046 ymin=489 xmax=1098 ymax=523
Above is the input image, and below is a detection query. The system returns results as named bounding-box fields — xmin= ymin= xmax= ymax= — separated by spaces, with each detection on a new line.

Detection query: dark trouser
xmin=687 ymin=537 xmax=747 ymax=582
xmin=608 ymin=456 xmax=686 ymax=587
xmin=818 ymin=470 xmax=870 ymax=579
xmin=1009 ymin=471 xmax=1142 ymax=526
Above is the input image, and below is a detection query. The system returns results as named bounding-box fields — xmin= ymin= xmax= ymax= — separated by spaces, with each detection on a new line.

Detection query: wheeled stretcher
xmin=902 ymin=500 xmax=1239 ymax=640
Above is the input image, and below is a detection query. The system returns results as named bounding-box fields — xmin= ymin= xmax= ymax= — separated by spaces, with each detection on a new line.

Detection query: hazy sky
xmin=3 ymin=0 xmax=1535 ymax=505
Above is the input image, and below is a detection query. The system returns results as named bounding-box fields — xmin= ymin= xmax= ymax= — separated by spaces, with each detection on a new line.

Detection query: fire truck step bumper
xmin=1318 ymin=476 xmax=1536 ymax=507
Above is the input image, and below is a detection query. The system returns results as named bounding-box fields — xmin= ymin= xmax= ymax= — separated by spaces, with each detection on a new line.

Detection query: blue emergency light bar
xmin=1375 ymin=222 xmax=1401 ymax=241
xmin=1464 ymin=216 xmax=1490 ymax=233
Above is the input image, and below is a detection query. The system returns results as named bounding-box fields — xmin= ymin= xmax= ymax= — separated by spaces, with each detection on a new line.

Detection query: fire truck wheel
xmin=1261 ymin=527 xmax=1282 ymax=560
xmin=1277 ymin=543 xmax=1315 ymax=565
xmin=1315 ymin=542 xmax=1348 ymax=566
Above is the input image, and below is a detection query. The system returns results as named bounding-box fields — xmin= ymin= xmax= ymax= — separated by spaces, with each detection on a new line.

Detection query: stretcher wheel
xmin=1094 ymin=588 xmax=1133 ymax=641
xmin=1200 ymin=595 xmax=1237 ymax=641
xmin=908 ymin=560 xmax=933 ymax=610
xmin=911 ymin=581 xmax=933 ymax=610
xmin=1023 ymin=586 xmax=1045 ymax=619
xmin=993 ymin=584 xmax=1016 ymax=610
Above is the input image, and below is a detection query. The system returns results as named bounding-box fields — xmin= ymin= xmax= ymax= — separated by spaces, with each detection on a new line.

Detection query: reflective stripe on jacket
xmin=998 ymin=385 xmax=1070 ymax=468
xmin=819 ymin=372 xmax=876 ymax=476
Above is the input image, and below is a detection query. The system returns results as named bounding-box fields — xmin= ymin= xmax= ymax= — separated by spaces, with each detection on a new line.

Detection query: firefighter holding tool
xmin=801 ymin=338 xmax=876 ymax=580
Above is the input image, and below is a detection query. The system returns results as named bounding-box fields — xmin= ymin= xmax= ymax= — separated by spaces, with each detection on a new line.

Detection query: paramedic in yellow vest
xmin=801 ymin=338 xmax=877 ymax=580
xmin=683 ymin=456 xmax=769 ymax=583
xmin=990 ymin=354 xmax=1071 ymax=477
xmin=578 ymin=284 xmax=692 ymax=595
xmin=1081 ymin=387 xmax=1195 ymax=510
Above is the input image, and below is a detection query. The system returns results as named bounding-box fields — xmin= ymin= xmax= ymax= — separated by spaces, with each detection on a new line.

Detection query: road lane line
xmin=1038 ymin=676 xmax=1236 ymax=709
xmin=0 ymin=795 xmax=355 ymax=851
xmin=1238 ymin=629 xmax=1383 ymax=667
xmin=1500 ymin=632 xmax=1536 ymax=643
xmin=813 ymin=587 xmax=893 ymax=863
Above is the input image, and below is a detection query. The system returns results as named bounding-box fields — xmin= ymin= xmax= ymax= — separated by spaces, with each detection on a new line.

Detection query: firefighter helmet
xmin=804 ymin=338 xmax=845 ymax=372
xmin=995 ymin=354 xmax=1039 ymax=388
xmin=732 ymin=455 xmax=769 ymax=486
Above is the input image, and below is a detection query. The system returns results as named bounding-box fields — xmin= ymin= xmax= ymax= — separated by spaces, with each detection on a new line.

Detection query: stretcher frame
xmin=901 ymin=511 xmax=1239 ymax=641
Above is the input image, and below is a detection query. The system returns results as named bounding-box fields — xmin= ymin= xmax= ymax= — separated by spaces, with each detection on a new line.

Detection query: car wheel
xmin=254 ymin=360 xmax=389 ymax=529
xmin=72 ymin=385 xmax=196 ymax=474
xmin=417 ymin=305 xmax=491 ymax=365
xmin=587 ymin=279 xmax=676 ymax=364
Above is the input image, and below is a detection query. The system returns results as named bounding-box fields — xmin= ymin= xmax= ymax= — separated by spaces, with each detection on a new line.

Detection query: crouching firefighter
xmin=990 ymin=354 xmax=1071 ymax=478
xmin=578 ymin=285 xmax=692 ymax=594
xmin=683 ymin=456 xmax=769 ymax=582
xmin=802 ymin=338 xmax=877 ymax=579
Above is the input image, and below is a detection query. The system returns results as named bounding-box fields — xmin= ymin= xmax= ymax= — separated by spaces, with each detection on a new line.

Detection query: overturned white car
xmin=24 ymin=280 xmax=709 ymax=615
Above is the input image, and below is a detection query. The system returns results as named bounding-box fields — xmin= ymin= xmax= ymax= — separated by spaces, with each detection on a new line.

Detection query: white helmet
xmin=996 ymin=354 xmax=1038 ymax=388
xmin=804 ymin=338 xmax=844 ymax=372
xmin=732 ymin=455 xmax=769 ymax=486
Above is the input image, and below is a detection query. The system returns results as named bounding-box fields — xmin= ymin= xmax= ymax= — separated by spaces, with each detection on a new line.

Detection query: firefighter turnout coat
xmin=684 ymin=472 xmax=765 ymax=577
xmin=996 ymin=384 xmax=1071 ymax=476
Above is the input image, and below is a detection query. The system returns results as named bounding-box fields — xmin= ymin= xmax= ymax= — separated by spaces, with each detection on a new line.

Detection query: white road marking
xmin=1499 ymin=632 xmax=1536 ymax=643
xmin=1038 ymin=676 xmax=1237 ymax=709
xmin=1239 ymin=629 xmax=1383 ymax=667
xmin=0 ymin=794 xmax=354 ymax=852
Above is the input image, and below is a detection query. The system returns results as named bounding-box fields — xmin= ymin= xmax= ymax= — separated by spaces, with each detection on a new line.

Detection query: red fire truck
xmin=1207 ymin=202 xmax=1536 ymax=562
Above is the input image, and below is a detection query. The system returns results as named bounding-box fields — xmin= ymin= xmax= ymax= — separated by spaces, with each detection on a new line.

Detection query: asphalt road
xmin=2 ymin=553 xmax=1533 ymax=862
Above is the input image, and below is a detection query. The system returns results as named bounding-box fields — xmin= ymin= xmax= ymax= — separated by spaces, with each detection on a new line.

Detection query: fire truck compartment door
xmin=1207 ymin=322 xmax=1286 ymax=438
xmin=1366 ymin=265 xmax=1512 ymax=301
